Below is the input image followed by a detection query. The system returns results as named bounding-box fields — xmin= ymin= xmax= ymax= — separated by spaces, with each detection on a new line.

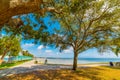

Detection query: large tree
xmin=22 ymin=50 xmax=34 ymax=57
xmin=0 ymin=36 xmax=21 ymax=63
xmin=0 ymin=0 xmax=120 ymax=70
xmin=47 ymin=0 xmax=120 ymax=70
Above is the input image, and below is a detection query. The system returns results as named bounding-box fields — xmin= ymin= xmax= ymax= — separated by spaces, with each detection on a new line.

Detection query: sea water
xmin=36 ymin=57 xmax=120 ymax=64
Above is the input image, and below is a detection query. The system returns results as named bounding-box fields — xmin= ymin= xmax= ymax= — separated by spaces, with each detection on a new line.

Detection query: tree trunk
xmin=0 ymin=50 xmax=8 ymax=64
xmin=73 ymin=51 xmax=78 ymax=71
xmin=0 ymin=52 xmax=7 ymax=64
xmin=1 ymin=51 xmax=7 ymax=60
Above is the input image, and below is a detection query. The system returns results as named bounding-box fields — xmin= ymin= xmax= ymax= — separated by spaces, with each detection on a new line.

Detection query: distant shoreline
xmin=36 ymin=57 xmax=120 ymax=59
xmin=33 ymin=57 xmax=120 ymax=65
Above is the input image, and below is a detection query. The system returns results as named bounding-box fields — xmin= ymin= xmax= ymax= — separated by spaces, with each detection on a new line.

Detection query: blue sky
xmin=19 ymin=13 xmax=120 ymax=58
xmin=21 ymin=42 xmax=120 ymax=58
xmin=1 ymin=13 xmax=120 ymax=58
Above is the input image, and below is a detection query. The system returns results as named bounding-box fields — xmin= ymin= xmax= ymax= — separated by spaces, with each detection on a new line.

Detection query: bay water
xmin=36 ymin=57 xmax=120 ymax=65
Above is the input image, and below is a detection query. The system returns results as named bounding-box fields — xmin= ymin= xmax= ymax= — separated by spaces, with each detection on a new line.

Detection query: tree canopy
xmin=0 ymin=36 xmax=21 ymax=60
xmin=22 ymin=50 xmax=34 ymax=57
xmin=0 ymin=0 xmax=120 ymax=70
xmin=0 ymin=0 xmax=60 ymax=28
xmin=45 ymin=0 xmax=120 ymax=70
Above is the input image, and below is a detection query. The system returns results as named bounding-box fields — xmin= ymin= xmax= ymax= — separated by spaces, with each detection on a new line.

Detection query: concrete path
xmin=0 ymin=60 xmax=62 ymax=77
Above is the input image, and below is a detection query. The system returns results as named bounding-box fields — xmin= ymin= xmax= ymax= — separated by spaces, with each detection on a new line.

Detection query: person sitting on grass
xmin=109 ymin=62 xmax=114 ymax=66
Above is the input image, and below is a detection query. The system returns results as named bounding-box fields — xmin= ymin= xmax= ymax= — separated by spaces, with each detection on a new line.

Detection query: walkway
xmin=0 ymin=60 xmax=69 ymax=77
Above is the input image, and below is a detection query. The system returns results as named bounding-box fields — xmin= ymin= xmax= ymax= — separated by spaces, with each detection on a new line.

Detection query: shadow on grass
xmin=74 ymin=67 xmax=105 ymax=80
xmin=0 ymin=67 xmax=79 ymax=80
xmin=104 ymin=66 xmax=120 ymax=70
xmin=0 ymin=65 xmax=107 ymax=80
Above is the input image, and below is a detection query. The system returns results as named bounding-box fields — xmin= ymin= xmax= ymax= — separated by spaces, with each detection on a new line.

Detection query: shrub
xmin=34 ymin=61 xmax=38 ymax=64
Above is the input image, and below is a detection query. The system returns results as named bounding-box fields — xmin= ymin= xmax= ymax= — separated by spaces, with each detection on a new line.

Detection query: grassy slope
xmin=0 ymin=66 xmax=120 ymax=80
xmin=0 ymin=60 xmax=30 ymax=69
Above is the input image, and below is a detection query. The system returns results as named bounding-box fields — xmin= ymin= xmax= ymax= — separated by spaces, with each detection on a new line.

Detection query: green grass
xmin=0 ymin=60 xmax=31 ymax=69
xmin=1 ymin=66 xmax=120 ymax=80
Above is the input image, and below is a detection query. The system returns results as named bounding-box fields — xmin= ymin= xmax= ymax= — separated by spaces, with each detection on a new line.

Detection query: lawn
xmin=0 ymin=66 xmax=120 ymax=80
xmin=0 ymin=60 xmax=31 ymax=69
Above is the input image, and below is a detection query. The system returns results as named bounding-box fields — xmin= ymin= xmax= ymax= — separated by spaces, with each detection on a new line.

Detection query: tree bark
xmin=0 ymin=3 xmax=41 ymax=27
xmin=1 ymin=51 xmax=7 ymax=60
xmin=0 ymin=51 xmax=7 ymax=64
xmin=0 ymin=49 xmax=9 ymax=64
xmin=0 ymin=2 xmax=61 ymax=27
xmin=73 ymin=51 xmax=78 ymax=70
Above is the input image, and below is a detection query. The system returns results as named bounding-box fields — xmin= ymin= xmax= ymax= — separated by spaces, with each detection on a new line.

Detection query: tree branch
xmin=0 ymin=2 xmax=61 ymax=27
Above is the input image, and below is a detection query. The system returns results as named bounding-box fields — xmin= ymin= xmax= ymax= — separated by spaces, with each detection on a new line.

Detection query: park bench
xmin=115 ymin=62 xmax=120 ymax=66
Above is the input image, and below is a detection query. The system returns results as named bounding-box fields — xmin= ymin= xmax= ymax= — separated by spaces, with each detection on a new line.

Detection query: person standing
xmin=45 ymin=58 xmax=47 ymax=65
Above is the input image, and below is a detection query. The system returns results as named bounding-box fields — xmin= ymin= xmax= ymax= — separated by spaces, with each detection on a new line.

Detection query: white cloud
xmin=2 ymin=33 xmax=5 ymax=36
xmin=37 ymin=45 xmax=44 ymax=50
xmin=23 ymin=43 xmax=34 ymax=47
xmin=0 ymin=33 xmax=5 ymax=38
xmin=45 ymin=50 xmax=52 ymax=53
xmin=63 ymin=47 xmax=73 ymax=53
xmin=46 ymin=46 xmax=50 ymax=49
xmin=56 ymin=52 xmax=60 ymax=55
